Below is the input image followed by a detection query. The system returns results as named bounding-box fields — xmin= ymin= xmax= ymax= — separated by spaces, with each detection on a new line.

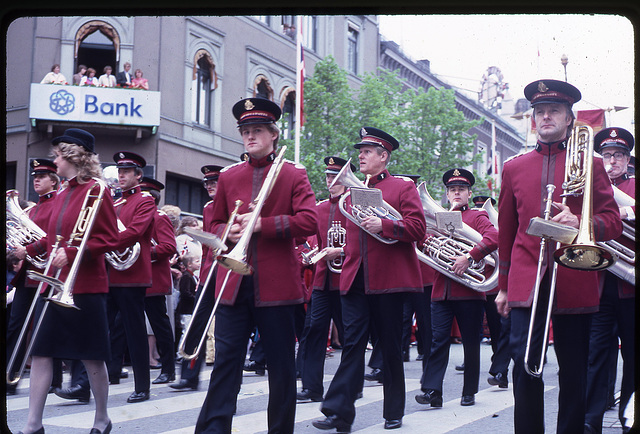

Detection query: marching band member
xmin=296 ymin=156 xmax=353 ymax=403
xmin=313 ymin=127 xmax=426 ymax=432
xmin=171 ymin=164 xmax=224 ymax=391
xmin=195 ymin=97 xmax=317 ymax=433
xmin=16 ymin=128 xmax=118 ymax=434
xmin=495 ymin=80 xmax=621 ymax=433
xmin=106 ymin=152 xmax=155 ymax=403
xmin=139 ymin=177 xmax=177 ymax=386
xmin=415 ymin=168 xmax=498 ymax=408
xmin=6 ymin=159 xmax=59 ymax=395
xmin=585 ymin=127 xmax=635 ymax=432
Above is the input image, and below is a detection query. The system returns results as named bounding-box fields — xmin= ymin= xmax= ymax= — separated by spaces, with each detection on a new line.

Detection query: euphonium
xmin=326 ymin=221 xmax=346 ymax=273
xmin=104 ymin=218 xmax=141 ymax=270
xmin=596 ymin=185 xmax=635 ymax=284
xmin=330 ymin=159 xmax=401 ymax=245
xmin=415 ymin=182 xmax=499 ymax=293
xmin=6 ymin=190 xmax=48 ymax=269
xmin=481 ymin=197 xmax=499 ymax=229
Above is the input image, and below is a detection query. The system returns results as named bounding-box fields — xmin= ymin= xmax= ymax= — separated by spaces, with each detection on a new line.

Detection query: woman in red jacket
xmin=16 ymin=128 xmax=118 ymax=434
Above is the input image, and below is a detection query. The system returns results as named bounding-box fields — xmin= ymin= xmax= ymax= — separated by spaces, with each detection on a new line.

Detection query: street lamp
xmin=561 ymin=54 xmax=569 ymax=82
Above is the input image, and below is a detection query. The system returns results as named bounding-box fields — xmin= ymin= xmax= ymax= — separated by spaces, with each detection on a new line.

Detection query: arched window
xmin=75 ymin=21 xmax=119 ymax=77
xmin=280 ymin=87 xmax=296 ymax=140
xmin=253 ymin=75 xmax=274 ymax=100
xmin=191 ymin=49 xmax=217 ymax=127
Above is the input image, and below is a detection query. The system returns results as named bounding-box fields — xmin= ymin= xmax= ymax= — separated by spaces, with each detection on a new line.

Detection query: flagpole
xmin=491 ymin=120 xmax=498 ymax=198
xmin=294 ymin=15 xmax=302 ymax=164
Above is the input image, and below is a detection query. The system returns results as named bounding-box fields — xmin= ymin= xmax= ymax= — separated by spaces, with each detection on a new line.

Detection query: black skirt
xmin=31 ymin=293 xmax=111 ymax=361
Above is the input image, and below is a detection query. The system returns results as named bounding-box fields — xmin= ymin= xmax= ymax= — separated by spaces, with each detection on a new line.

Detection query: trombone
xmin=176 ymin=200 xmax=241 ymax=361
xmin=524 ymin=125 xmax=615 ymax=377
xmin=7 ymin=177 xmax=108 ymax=384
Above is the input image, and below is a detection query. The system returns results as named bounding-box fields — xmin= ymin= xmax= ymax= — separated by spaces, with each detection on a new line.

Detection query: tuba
xmin=330 ymin=159 xmax=401 ymax=244
xmin=6 ymin=190 xmax=48 ymax=269
xmin=416 ymin=182 xmax=499 ymax=293
xmin=595 ymin=185 xmax=635 ymax=284
xmin=326 ymin=221 xmax=346 ymax=273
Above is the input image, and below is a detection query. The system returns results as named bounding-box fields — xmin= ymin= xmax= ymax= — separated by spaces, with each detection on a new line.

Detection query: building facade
xmin=6 ymin=15 xmax=523 ymax=214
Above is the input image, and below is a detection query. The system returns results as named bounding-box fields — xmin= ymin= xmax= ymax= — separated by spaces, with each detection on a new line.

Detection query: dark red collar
xmin=248 ymin=152 xmax=276 ymax=168
xmin=535 ymin=139 xmax=567 ymax=155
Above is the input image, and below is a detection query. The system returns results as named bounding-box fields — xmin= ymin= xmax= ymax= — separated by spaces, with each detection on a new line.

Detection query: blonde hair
xmin=53 ymin=142 xmax=102 ymax=183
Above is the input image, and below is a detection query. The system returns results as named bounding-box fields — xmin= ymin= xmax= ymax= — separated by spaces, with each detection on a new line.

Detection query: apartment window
xmin=347 ymin=25 xmax=359 ymax=74
xmin=165 ymin=173 xmax=209 ymax=216
xmin=191 ymin=50 xmax=217 ymax=127
xmin=280 ymin=88 xmax=296 ymax=140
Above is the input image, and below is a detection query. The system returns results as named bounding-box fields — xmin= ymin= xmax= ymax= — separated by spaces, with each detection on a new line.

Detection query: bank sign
xmin=29 ymin=83 xmax=161 ymax=127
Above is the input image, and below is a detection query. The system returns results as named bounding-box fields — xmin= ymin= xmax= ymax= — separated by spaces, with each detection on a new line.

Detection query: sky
xmin=378 ymin=14 xmax=635 ymax=135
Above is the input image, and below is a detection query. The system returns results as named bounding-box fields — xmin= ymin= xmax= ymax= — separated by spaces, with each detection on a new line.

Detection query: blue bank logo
xmin=49 ymin=89 xmax=75 ymax=115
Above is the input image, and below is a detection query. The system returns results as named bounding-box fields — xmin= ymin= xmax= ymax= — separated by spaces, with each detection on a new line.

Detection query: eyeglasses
xmin=601 ymin=151 xmax=628 ymax=160
xmin=202 ymin=180 xmax=217 ymax=187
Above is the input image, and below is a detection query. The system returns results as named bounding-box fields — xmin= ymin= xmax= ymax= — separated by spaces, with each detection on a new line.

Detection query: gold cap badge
xmin=33 ymin=160 xmax=40 ymax=166
xmin=538 ymin=81 xmax=548 ymax=92
xmin=610 ymin=129 xmax=618 ymax=138
xmin=244 ymin=100 xmax=255 ymax=110
xmin=453 ymin=169 xmax=460 ymax=176
xmin=328 ymin=157 xmax=335 ymax=165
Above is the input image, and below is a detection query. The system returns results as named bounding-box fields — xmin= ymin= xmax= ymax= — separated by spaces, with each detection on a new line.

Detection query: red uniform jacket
xmin=420 ymin=262 xmax=436 ymax=288
xmin=340 ymin=170 xmax=426 ymax=295
xmin=199 ymin=199 xmax=216 ymax=289
xmin=211 ymin=154 xmax=318 ymax=307
xmin=26 ymin=178 xmax=118 ymax=294
xmin=147 ymin=210 xmax=177 ymax=296
xmin=12 ymin=191 xmax=57 ymax=288
xmin=311 ymin=196 xmax=348 ymax=292
xmin=108 ymin=186 xmax=156 ymax=287
xmin=498 ymin=141 xmax=622 ymax=313
xmin=431 ymin=206 xmax=498 ymax=301
xmin=608 ymin=174 xmax=635 ymax=298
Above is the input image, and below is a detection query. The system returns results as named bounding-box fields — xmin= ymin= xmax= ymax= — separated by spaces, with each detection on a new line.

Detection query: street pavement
xmin=5 ymin=341 xmax=626 ymax=433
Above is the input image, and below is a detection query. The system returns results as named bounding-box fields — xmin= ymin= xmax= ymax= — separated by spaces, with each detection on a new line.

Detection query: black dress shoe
xmin=89 ymin=420 xmax=112 ymax=434
xmin=312 ymin=415 xmax=351 ymax=433
xmin=152 ymin=373 xmax=175 ymax=384
xmin=364 ymin=367 xmax=383 ymax=383
xmin=169 ymin=379 xmax=198 ymax=391
xmin=150 ymin=363 xmax=162 ymax=370
xmin=416 ymin=354 xmax=424 ymax=361
xmin=243 ymin=361 xmax=266 ymax=376
xmin=296 ymin=389 xmax=323 ymax=402
xmin=120 ymin=368 xmax=129 ymax=378
xmin=384 ymin=419 xmax=402 ymax=430
xmin=415 ymin=389 xmax=443 ymax=407
xmin=455 ymin=363 xmax=465 ymax=371
xmin=127 ymin=390 xmax=150 ymax=403
xmin=460 ymin=394 xmax=475 ymax=406
xmin=487 ymin=372 xmax=508 ymax=388
xmin=16 ymin=428 xmax=45 ymax=434
xmin=55 ymin=384 xmax=90 ymax=402
xmin=48 ymin=385 xmax=61 ymax=394
xmin=356 ymin=391 xmax=363 ymax=400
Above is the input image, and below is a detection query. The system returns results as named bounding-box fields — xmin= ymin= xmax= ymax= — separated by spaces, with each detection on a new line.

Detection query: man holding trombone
xmin=495 ymin=80 xmax=621 ymax=433
xmin=195 ymin=97 xmax=317 ymax=433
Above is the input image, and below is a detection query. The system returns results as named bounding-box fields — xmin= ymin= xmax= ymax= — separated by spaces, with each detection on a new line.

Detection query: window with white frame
xmin=191 ymin=50 xmax=216 ymax=127
xmin=347 ymin=24 xmax=359 ymax=74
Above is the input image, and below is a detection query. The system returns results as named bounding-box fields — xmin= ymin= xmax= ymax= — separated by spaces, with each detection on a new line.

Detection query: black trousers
xmin=585 ymin=272 xmax=635 ymax=431
xmin=107 ymin=286 xmax=150 ymax=392
xmin=178 ymin=284 xmax=212 ymax=385
xmin=321 ymin=270 xmax=405 ymax=424
xmin=5 ymin=281 xmax=38 ymax=383
xmin=509 ymin=274 xmax=592 ymax=434
xmin=145 ymin=295 xmax=175 ymax=376
xmin=401 ymin=287 xmax=432 ymax=369
xmin=195 ymin=274 xmax=298 ymax=434
xmin=299 ymin=288 xmax=343 ymax=395
xmin=486 ymin=293 xmax=511 ymax=376
xmin=421 ymin=298 xmax=484 ymax=396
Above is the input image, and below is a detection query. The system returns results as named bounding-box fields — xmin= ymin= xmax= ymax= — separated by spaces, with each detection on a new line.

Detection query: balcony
xmin=29 ymin=83 xmax=161 ymax=141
